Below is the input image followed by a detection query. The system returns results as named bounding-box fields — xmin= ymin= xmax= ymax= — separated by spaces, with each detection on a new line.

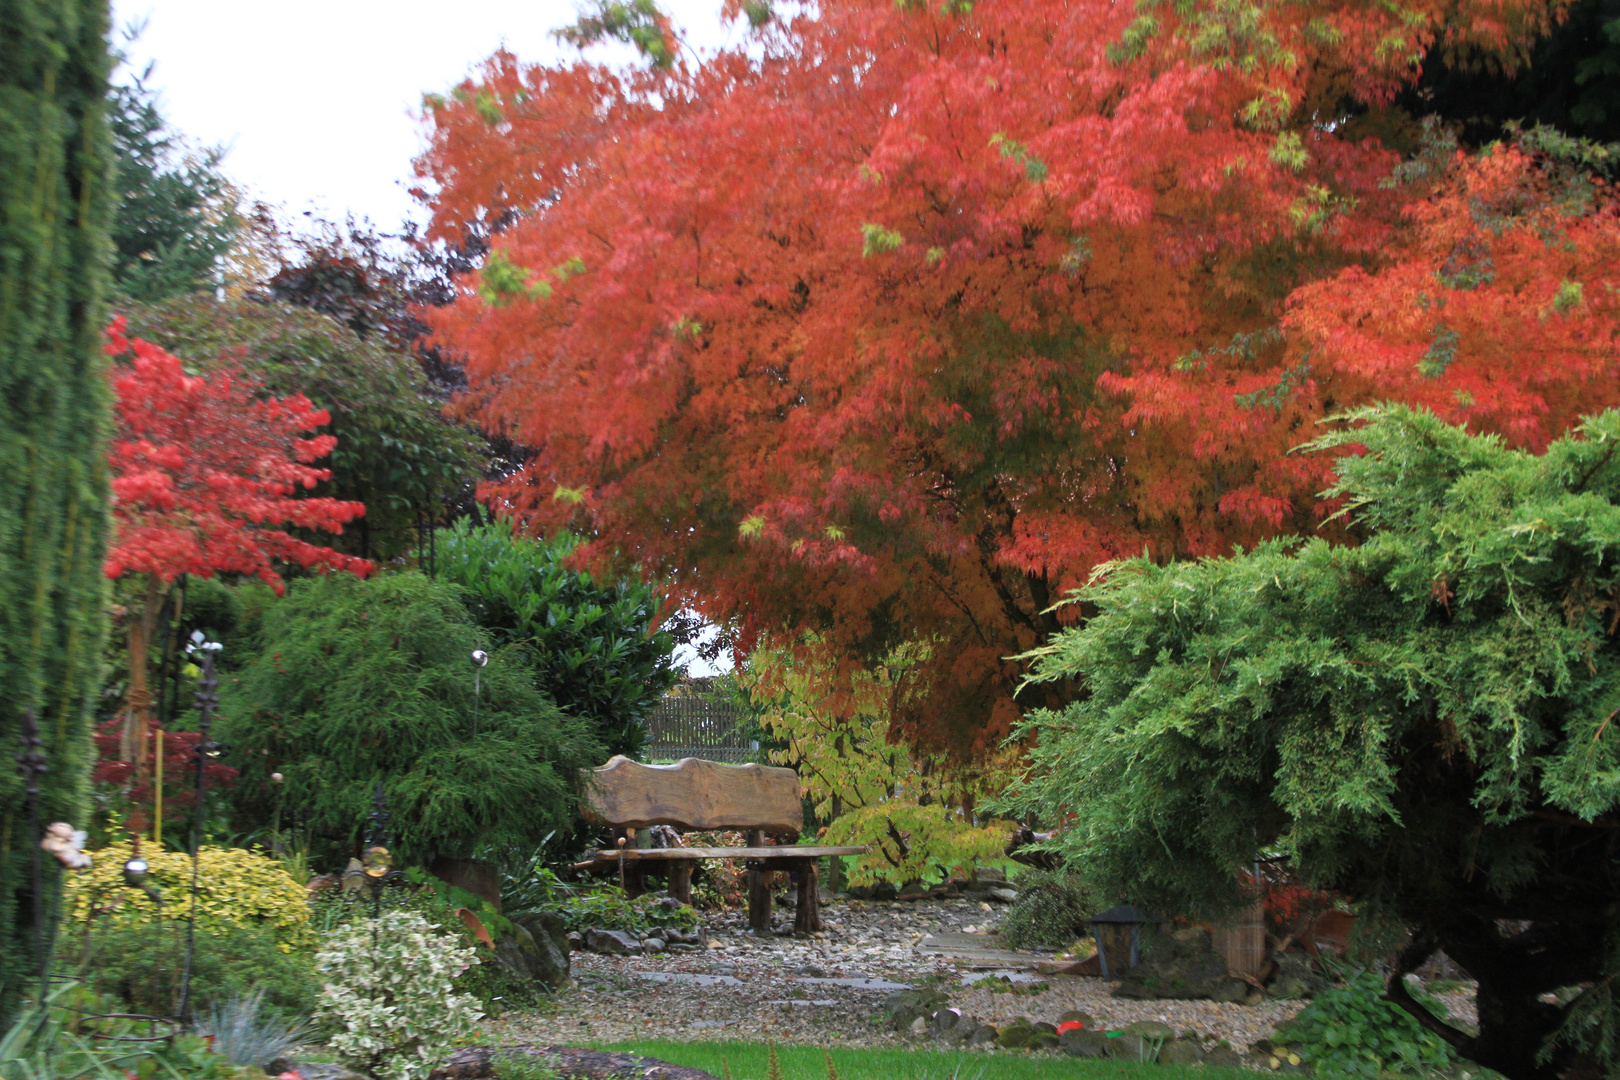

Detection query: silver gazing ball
xmin=470 ymin=650 xmax=489 ymax=667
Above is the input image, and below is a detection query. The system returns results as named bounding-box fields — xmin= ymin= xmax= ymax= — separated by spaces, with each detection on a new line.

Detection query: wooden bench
xmin=577 ymin=755 xmax=868 ymax=935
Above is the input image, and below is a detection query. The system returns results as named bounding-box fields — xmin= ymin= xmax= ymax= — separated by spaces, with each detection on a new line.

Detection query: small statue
xmin=341 ymin=857 xmax=367 ymax=893
xmin=40 ymin=823 xmax=92 ymax=869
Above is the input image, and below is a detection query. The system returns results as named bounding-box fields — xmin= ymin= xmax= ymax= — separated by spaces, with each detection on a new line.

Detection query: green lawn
xmin=589 ymin=1040 xmax=1254 ymax=1080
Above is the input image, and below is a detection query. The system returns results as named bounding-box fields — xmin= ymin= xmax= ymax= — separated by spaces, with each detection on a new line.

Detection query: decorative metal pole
xmin=16 ymin=710 xmax=48 ymax=1012
xmin=470 ymin=650 xmax=488 ymax=739
xmin=176 ymin=646 xmax=220 ymax=1021
xmin=365 ymin=782 xmax=392 ymax=923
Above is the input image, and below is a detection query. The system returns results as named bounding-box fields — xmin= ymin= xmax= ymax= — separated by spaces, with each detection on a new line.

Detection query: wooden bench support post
xmin=746 ymin=829 xmax=772 ymax=933
xmin=667 ymin=861 xmax=693 ymax=906
xmin=793 ymin=859 xmax=822 ymax=935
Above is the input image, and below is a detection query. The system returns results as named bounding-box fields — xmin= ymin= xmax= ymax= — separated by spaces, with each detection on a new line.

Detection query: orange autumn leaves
xmin=416 ymin=0 xmax=1616 ymax=755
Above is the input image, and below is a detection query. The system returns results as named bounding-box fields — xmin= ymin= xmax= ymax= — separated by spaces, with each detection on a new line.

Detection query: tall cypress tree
xmin=0 ymin=0 xmax=114 ymax=1022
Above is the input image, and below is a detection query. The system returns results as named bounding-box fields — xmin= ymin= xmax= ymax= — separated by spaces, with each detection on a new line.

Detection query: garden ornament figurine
xmin=41 ymin=822 xmax=92 ymax=868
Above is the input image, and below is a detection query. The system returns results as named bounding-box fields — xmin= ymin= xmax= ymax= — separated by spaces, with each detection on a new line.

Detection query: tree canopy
xmin=107 ymin=61 xmax=238 ymax=303
xmin=416 ymin=0 xmax=1620 ymax=759
xmin=124 ymin=295 xmax=483 ymax=561
xmin=1011 ymin=404 xmax=1620 ymax=1080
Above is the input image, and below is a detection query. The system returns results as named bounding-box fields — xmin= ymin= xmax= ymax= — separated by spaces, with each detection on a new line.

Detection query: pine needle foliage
xmin=0 ymin=0 xmax=115 ymax=1026
xmin=1011 ymin=404 xmax=1620 ymax=1080
xmin=218 ymin=571 xmax=601 ymax=867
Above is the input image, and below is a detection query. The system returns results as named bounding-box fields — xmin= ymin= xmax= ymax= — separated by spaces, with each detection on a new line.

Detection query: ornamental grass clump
xmin=314 ymin=909 xmax=483 ymax=1080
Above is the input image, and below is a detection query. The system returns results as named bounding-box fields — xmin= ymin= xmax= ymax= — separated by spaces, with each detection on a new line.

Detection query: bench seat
xmin=585 ymin=844 xmax=869 ymax=861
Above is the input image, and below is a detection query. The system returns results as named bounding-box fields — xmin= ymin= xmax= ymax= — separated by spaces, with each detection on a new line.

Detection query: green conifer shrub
xmin=0 ymin=0 xmax=114 ymax=1023
xmin=216 ymin=572 xmax=601 ymax=868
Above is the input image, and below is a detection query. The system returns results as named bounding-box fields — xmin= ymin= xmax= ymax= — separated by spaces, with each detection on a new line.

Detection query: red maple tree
xmin=104 ymin=317 xmax=372 ymax=778
xmin=415 ymin=0 xmax=1609 ymax=755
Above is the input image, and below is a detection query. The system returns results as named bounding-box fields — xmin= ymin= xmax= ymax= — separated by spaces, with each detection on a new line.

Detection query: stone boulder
xmin=1159 ymin=1039 xmax=1205 ymax=1065
xmin=1102 ymin=1032 xmax=1147 ymax=1061
xmin=1268 ymin=953 xmax=1329 ymax=1000
xmin=509 ymin=911 xmax=570 ymax=990
xmin=1060 ymin=1029 xmax=1109 ymax=1058
xmin=267 ymin=1060 xmax=368 ymax=1080
xmin=928 ymin=1008 xmax=978 ymax=1044
xmin=583 ymin=928 xmax=643 ymax=955
xmin=883 ymin=988 xmax=949 ymax=1030
xmin=1112 ymin=927 xmax=1251 ymax=1002
xmin=428 ymin=1045 xmax=722 ymax=1080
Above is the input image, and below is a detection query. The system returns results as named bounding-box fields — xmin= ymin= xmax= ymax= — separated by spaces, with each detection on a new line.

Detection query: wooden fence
xmin=643 ymin=691 xmax=755 ymax=763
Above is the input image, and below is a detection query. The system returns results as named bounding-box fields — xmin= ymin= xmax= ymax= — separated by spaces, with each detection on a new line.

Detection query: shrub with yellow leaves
xmin=62 ymin=841 xmax=312 ymax=950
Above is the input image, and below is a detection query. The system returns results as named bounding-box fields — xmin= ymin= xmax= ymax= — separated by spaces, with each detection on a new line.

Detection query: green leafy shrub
xmin=218 ymin=571 xmax=602 ymax=868
xmin=436 ymin=520 xmax=677 ymax=758
xmin=997 ymin=870 xmax=1101 ymax=950
xmin=65 ymin=919 xmax=316 ymax=1022
xmin=314 ymin=909 xmax=483 ymax=1080
xmin=1275 ymin=971 xmax=1457 ymax=1076
xmin=555 ymin=886 xmax=699 ymax=937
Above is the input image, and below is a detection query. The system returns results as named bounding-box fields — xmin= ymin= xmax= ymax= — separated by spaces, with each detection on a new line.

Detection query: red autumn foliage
xmin=104 ymin=316 xmax=374 ymax=592
xmin=92 ymin=719 xmax=238 ymax=823
xmin=103 ymin=317 xmax=373 ymax=781
xmin=416 ymin=0 xmax=1613 ymax=756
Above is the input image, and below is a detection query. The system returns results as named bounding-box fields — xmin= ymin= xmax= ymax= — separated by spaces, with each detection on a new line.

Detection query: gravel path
xmin=489 ymin=895 xmax=1479 ymax=1055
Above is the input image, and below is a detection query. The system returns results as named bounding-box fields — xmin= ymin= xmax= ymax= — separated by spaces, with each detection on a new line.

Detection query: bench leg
xmin=624 ymin=864 xmax=648 ymax=898
xmin=667 ymin=861 xmax=693 ymax=906
xmin=748 ymin=861 xmax=773 ymax=933
xmin=794 ymin=860 xmax=822 ymax=935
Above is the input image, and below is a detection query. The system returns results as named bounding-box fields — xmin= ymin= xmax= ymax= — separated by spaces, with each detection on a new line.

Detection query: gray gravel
xmin=488 ymin=895 xmax=1482 ymax=1056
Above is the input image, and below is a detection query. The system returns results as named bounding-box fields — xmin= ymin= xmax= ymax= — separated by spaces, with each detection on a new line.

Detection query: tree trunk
xmin=120 ymin=574 xmax=168 ymax=786
xmin=1390 ymin=919 xmax=1606 ymax=1080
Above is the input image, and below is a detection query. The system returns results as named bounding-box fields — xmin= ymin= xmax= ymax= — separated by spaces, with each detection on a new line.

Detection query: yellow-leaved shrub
xmin=742 ymin=635 xmax=1019 ymax=887
xmin=62 ymin=841 xmax=312 ymax=950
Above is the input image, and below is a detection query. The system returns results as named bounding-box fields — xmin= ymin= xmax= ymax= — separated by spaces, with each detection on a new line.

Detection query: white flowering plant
xmin=313 ymin=908 xmax=484 ymax=1080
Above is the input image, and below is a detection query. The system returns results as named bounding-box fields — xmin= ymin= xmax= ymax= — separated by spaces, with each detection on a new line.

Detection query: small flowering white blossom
xmin=314 ymin=909 xmax=483 ymax=1080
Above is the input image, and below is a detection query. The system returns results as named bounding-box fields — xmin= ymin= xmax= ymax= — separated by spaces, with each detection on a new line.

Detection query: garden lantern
xmin=1089 ymin=904 xmax=1159 ymax=978
xmin=362 ymin=845 xmax=392 ymax=879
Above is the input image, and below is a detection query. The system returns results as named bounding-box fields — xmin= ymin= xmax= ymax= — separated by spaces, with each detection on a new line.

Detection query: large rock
xmin=429 ymin=1046 xmax=721 ymax=1080
xmin=267 ymin=1060 xmax=369 ymax=1080
xmin=584 ymin=928 xmax=643 ymax=955
xmin=1113 ymin=927 xmax=1252 ymax=1002
xmin=1159 ymin=1039 xmax=1205 ymax=1065
xmin=1268 ymin=953 xmax=1328 ymax=1000
xmin=1103 ymin=1032 xmax=1147 ymax=1061
xmin=505 ymin=911 xmax=571 ymax=990
xmin=928 ymin=1008 xmax=977 ymax=1044
xmin=884 ymin=988 xmax=949 ymax=1030
xmin=1060 ymin=1029 xmax=1109 ymax=1058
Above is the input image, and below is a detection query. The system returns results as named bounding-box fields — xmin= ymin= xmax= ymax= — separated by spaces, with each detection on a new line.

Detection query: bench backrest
xmin=581 ymin=755 xmax=802 ymax=834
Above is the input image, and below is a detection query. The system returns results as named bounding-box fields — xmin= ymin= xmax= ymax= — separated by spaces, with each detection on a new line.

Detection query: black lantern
xmin=1089 ymin=904 xmax=1160 ymax=977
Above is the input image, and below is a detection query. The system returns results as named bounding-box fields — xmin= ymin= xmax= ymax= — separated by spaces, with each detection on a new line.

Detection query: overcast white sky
xmin=109 ymin=0 xmax=737 ymax=674
xmin=109 ymin=0 xmax=736 ymax=230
